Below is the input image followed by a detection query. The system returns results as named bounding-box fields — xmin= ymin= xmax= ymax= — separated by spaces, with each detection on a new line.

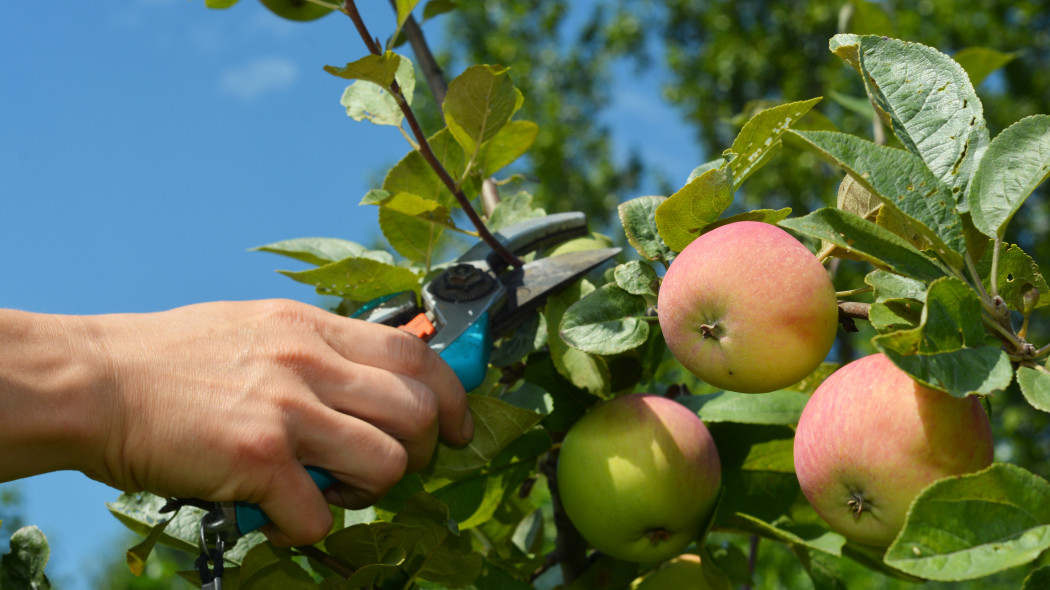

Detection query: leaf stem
xmin=836 ymin=285 xmax=873 ymax=298
xmin=342 ymin=1 xmax=522 ymax=268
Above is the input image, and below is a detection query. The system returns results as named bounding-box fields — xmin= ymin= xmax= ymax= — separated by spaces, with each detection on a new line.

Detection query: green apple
xmin=657 ymin=221 xmax=838 ymax=393
xmin=634 ymin=554 xmax=713 ymax=590
xmin=793 ymin=353 xmax=994 ymax=546
xmin=557 ymin=394 xmax=721 ymax=563
xmin=258 ymin=0 xmax=333 ymax=21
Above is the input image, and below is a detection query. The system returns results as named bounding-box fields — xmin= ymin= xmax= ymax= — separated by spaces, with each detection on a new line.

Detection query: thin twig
xmin=343 ymin=1 xmax=523 ymax=268
xmin=741 ymin=535 xmax=760 ymax=590
xmin=535 ymin=447 xmax=588 ymax=585
xmin=835 ymin=285 xmax=873 ymax=298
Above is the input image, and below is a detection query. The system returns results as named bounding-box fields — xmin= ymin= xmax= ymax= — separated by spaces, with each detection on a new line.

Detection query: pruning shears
xmin=176 ymin=212 xmax=619 ymax=561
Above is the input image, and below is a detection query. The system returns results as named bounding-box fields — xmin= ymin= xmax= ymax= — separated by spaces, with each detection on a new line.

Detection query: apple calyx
xmin=644 ymin=527 xmax=674 ymax=545
xmin=847 ymin=490 xmax=870 ymax=520
xmin=698 ymin=323 xmax=720 ymax=340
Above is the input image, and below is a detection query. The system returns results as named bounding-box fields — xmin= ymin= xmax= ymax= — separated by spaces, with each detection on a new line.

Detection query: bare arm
xmin=0 ymin=299 xmax=473 ymax=546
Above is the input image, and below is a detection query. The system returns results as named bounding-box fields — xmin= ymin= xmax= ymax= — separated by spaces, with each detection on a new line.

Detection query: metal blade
xmin=490 ymin=247 xmax=621 ymax=338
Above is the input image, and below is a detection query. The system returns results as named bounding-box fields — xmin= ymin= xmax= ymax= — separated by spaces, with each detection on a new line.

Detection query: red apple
xmin=793 ymin=353 xmax=994 ymax=546
xmin=658 ymin=221 xmax=838 ymax=393
xmin=557 ymin=394 xmax=722 ymax=563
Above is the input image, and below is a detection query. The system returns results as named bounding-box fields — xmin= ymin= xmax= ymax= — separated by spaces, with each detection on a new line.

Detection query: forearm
xmin=0 ymin=309 xmax=111 ymax=482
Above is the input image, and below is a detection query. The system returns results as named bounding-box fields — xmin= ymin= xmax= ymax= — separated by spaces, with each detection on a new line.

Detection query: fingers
xmin=257 ymin=463 xmax=334 ymax=547
xmin=320 ymin=316 xmax=474 ymax=446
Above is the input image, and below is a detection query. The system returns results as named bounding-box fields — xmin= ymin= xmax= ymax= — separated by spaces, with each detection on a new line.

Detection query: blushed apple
xmin=793 ymin=353 xmax=994 ymax=547
xmin=657 ymin=221 xmax=839 ymax=393
xmin=557 ymin=394 xmax=722 ymax=563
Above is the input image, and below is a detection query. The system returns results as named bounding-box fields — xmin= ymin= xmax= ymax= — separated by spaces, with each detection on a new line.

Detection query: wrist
xmin=0 ymin=309 xmax=117 ymax=482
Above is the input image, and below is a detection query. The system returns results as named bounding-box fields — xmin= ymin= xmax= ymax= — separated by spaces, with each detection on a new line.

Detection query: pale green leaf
xmin=251 ymin=237 xmax=393 ymax=266
xmin=968 ymin=115 xmax=1050 ymax=237
xmin=339 ymin=54 xmax=415 ymax=127
xmin=394 ymin=0 xmax=421 ymax=27
xmin=427 ymin=395 xmax=543 ymax=485
xmin=0 ymin=526 xmax=51 ymax=590
xmin=443 ymin=65 xmax=521 ymax=154
xmin=378 ymin=207 xmax=445 ymax=264
xmin=872 ymin=277 xmax=987 ymax=355
xmin=324 ymin=51 xmax=403 ymax=87
xmin=778 ymin=208 xmax=947 ymax=282
xmin=886 ymin=463 xmax=1050 ymax=581
xmin=545 ymin=279 xmax=611 ymax=396
xmin=678 ymin=390 xmax=809 ymax=425
xmin=559 ymin=284 xmax=649 ymax=355
xmin=830 ymin=35 xmax=989 ymax=205
xmin=728 ymin=97 xmax=822 ymax=189
xmin=881 ymin=346 xmax=1013 ymax=398
xmin=1017 ymin=366 xmax=1050 ymax=413
xmin=655 ymin=165 xmax=733 ymax=252
xmin=279 ymin=256 xmax=421 ymax=301
xmin=618 ymin=195 xmax=675 ymax=263
xmin=976 ymin=243 xmax=1050 ymax=311
xmin=479 ymin=120 xmax=538 ymax=177
xmin=383 ymin=127 xmax=465 ymax=208
xmin=953 ymin=47 xmax=1018 ymax=87
xmin=485 ymin=191 xmax=546 ymax=234
xmin=613 ymin=260 xmax=659 ymax=297
xmin=869 ymin=299 xmax=923 ymax=333
xmin=791 ymin=130 xmax=965 ymax=266
xmin=865 ymin=270 xmax=927 ymax=303
xmin=361 ymin=190 xmax=460 ymax=231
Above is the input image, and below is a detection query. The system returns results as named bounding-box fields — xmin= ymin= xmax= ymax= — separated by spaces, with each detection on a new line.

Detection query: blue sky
xmin=1 ymin=1 xmax=698 ymax=586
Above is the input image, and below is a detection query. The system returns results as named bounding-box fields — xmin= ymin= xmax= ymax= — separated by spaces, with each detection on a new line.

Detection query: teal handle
xmin=233 ymin=312 xmax=489 ymax=535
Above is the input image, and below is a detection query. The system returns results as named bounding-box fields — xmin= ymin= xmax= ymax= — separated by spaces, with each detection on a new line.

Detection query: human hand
xmin=73 ymin=299 xmax=472 ymax=545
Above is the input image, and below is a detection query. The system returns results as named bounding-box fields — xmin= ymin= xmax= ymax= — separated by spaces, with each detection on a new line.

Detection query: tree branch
xmin=343 ymin=1 xmax=522 ymax=268
xmin=837 ymin=301 xmax=870 ymax=333
xmin=535 ymin=447 xmax=588 ymax=585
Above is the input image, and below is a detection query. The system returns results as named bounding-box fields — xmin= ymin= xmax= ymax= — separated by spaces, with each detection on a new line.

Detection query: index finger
xmin=322 ymin=315 xmax=473 ymax=446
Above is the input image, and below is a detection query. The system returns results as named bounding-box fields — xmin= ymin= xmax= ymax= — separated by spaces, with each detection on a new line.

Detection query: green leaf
xmin=443 ymin=65 xmax=522 ymax=155
xmin=829 ymin=35 xmax=990 ymax=206
xmin=885 ymin=463 xmax=1050 ymax=581
xmin=790 ymin=130 xmax=966 ymax=266
xmin=618 ymin=195 xmax=676 ymax=264
xmin=846 ymin=0 xmax=893 ymax=35
xmin=869 ymin=299 xmax=923 ymax=333
xmin=679 ymin=390 xmax=809 ymax=425
xmin=559 ymin=284 xmax=649 ymax=356
xmin=728 ymin=97 xmax=822 ymax=189
xmin=865 ymin=270 xmax=926 ymax=303
xmin=252 ymin=237 xmax=394 ymax=267
xmin=976 ymin=242 xmax=1050 ymax=311
xmin=779 ymin=208 xmax=947 ymax=282
xmin=426 ymin=395 xmax=544 ymax=486
xmin=613 ymin=260 xmax=659 ymax=297
xmin=655 ymin=164 xmax=733 ymax=252
xmin=881 ymin=346 xmax=1013 ymax=398
xmin=383 ymin=128 xmax=465 ymax=208
xmin=968 ymin=114 xmax=1050 ymax=237
xmin=422 ymin=0 xmax=457 ymax=21
xmin=107 ymin=493 xmax=264 ymax=565
xmin=729 ymin=513 xmax=846 ymax=558
xmin=702 ymin=208 xmax=792 ymax=235
xmin=324 ymin=51 xmax=403 ymax=87
xmin=340 ymin=54 xmax=415 ymax=127
xmin=394 ymin=493 xmax=484 ymax=587
xmin=125 ymin=517 xmax=173 ymax=577
xmin=872 ymin=277 xmax=987 ymax=355
xmin=378 ymin=207 xmax=446 ymax=265
xmin=544 ymin=279 xmax=611 ymax=396
xmin=394 ymin=0 xmax=421 ymax=27
xmin=361 ymin=190 xmax=461 ymax=232
xmin=0 ymin=526 xmax=51 ymax=590
xmin=1017 ymin=366 xmax=1050 ymax=413
xmin=1024 ymin=565 xmax=1050 ymax=590
xmin=479 ymin=120 xmax=539 ymax=177
xmin=279 ymin=256 xmax=421 ymax=302
xmin=205 ymin=0 xmax=239 ymax=8
xmin=485 ymin=191 xmax=546 ymax=233
xmin=953 ymin=47 xmax=1018 ymax=87
xmin=239 ymin=544 xmax=316 ymax=590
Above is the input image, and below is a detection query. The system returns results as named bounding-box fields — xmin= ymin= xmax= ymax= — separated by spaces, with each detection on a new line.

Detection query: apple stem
xmin=699 ymin=323 xmax=718 ymax=340
xmin=847 ymin=491 xmax=868 ymax=519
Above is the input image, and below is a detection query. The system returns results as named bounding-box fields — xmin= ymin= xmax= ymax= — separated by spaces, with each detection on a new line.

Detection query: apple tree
xmin=7 ymin=2 xmax=1050 ymax=588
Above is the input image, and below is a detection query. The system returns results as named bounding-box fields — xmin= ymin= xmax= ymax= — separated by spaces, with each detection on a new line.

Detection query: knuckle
xmin=387 ymin=332 xmax=433 ymax=377
xmin=403 ymin=385 xmax=440 ymax=438
xmin=368 ymin=439 xmax=409 ymax=494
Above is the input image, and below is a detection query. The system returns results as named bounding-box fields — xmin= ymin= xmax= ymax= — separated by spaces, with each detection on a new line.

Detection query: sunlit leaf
xmin=394 ymin=0 xmax=422 ymax=27
xmin=559 ymin=284 xmax=649 ymax=355
xmin=791 ymin=129 xmax=965 ymax=266
xmin=779 ymin=208 xmax=947 ymax=282
xmin=679 ymin=390 xmax=809 ymax=425
xmin=252 ymin=237 xmax=394 ymax=267
xmin=830 ymin=35 xmax=989 ymax=207
xmin=324 ymin=52 xmax=403 ymax=87
xmin=968 ymin=115 xmax=1050 ymax=238
xmin=953 ymin=47 xmax=1018 ymax=87
xmin=655 ymin=165 xmax=733 ymax=252
xmin=485 ymin=191 xmax=546 ymax=233
xmin=545 ymin=279 xmax=611 ymax=396
xmin=728 ymin=97 xmax=822 ymax=189
xmin=886 ymin=463 xmax=1050 ymax=581
xmin=279 ymin=256 xmax=421 ymax=301
xmin=613 ymin=260 xmax=659 ymax=297
xmin=125 ymin=517 xmax=173 ymax=577
xmin=480 ymin=120 xmax=539 ymax=177
xmin=443 ymin=65 xmax=522 ymax=155
xmin=618 ymin=195 xmax=676 ymax=264
xmin=976 ymin=242 xmax=1050 ymax=311
xmin=0 ymin=526 xmax=51 ymax=589
xmin=361 ymin=190 xmax=461 ymax=231
xmin=340 ymin=54 xmax=415 ymax=127
xmin=865 ymin=270 xmax=927 ymax=303
xmin=1017 ymin=366 xmax=1050 ymax=413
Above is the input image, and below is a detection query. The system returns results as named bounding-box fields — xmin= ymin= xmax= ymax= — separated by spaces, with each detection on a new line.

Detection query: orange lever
xmin=398 ymin=313 xmax=436 ymax=341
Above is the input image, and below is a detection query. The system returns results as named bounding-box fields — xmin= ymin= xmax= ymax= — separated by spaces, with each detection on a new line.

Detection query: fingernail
xmin=461 ymin=410 xmax=475 ymax=442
